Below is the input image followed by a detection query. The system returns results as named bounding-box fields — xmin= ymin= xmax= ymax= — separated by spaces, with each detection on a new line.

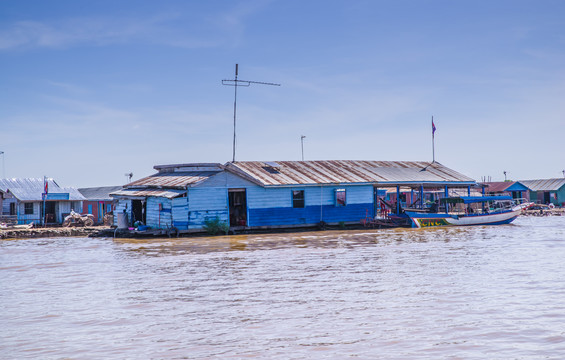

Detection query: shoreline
xmin=1 ymin=209 xmax=563 ymax=240
xmin=0 ymin=226 xmax=105 ymax=240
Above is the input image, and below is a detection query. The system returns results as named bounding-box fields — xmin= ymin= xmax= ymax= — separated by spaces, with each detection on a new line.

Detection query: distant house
xmin=0 ymin=178 xmax=86 ymax=225
xmin=78 ymin=186 xmax=122 ymax=225
xmin=110 ymin=160 xmax=475 ymax=232
xmin=520 ymin=178 xmax=565 ymax=206
xmin=480 ymin=181 xmax=530 ymax=200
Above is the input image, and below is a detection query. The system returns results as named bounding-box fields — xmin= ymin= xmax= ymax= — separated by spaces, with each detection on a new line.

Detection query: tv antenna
xmin=125 ymin=172 xmax=133 ymax=183
xmin=222 ymin=64 xmax=280 ymax=162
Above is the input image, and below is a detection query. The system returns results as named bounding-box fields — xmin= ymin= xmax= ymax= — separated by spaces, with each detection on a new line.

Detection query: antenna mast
xmin=222 ymin=64 xmax=280 ymax=162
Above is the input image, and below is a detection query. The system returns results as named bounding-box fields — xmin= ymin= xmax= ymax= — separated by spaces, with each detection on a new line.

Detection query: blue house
xmin=520 ymin=178 xmax=565 ymax=206
xmin=110 ymin=160 xmax=476 ymax=232
xmin=480 ymin=181 xmax=530 ymax=200
xmin=0 ymin=178 xmax=86 ymax=225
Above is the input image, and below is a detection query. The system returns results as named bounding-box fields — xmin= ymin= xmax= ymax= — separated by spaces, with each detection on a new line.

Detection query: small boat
xmin=404 ymin=196 xmax=525 ymax=228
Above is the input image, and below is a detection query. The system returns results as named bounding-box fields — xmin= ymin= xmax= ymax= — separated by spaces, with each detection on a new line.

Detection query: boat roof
xmin=441 ymin=195 xmax=513 ymax=204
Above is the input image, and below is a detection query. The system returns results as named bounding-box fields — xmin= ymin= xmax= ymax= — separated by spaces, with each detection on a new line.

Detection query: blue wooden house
xmin=110 ymin=160 xmax=475 ymax=232
xmin=0 ymin=178 xmax=86 ymax=225
xmin=480 ymin=181 xmax=530 ymax=200
xmin=520 ymin=178 xmax=565 ymax=206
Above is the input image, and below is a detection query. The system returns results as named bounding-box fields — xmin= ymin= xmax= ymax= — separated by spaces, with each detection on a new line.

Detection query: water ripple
xmin=1 ymin=217 xmax=565 ymax=359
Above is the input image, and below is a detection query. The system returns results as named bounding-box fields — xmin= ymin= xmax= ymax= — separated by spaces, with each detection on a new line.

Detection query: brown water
xmin=2 ymin=216 xmax=565 ymax=359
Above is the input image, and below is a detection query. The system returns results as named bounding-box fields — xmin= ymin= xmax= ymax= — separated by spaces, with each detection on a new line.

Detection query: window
xmin=10 ymin=202 xmax=16 ymax=215
xmin=292 ymin=190 xmax=305 ymax=208
xmin=24 ymin=203 xmax=34 ymax=215
xmin=335 ymin=189 xmax=346 ymax=207
xmin=88 ymin=204 xmax=93 ymax=214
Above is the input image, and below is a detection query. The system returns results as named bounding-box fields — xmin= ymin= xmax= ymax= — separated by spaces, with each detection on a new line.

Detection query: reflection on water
xmin=2 ymin=217 xmax=565 ymax=359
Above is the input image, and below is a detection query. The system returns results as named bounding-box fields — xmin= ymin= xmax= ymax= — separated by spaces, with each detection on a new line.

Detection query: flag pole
xmin=42 ymin=176 xmax=47 ymax=227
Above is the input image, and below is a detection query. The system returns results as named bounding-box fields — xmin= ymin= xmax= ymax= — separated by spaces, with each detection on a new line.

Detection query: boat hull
xmin=405 ymin=209 xmax=521 ymax=228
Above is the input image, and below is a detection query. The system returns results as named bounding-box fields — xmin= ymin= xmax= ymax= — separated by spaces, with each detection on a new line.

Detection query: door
xmin=131 ymin=200 xmax=146 ymax=224
xmin=228 ymin=189 xmax=247 ymax=227
xmin=44 ymin=202 xmax=56 ymax=224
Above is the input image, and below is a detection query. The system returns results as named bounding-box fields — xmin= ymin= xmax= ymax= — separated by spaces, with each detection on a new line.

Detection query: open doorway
xmin=228 ymin=189 xmax=247 ymax=227
xmin=45 ymin=202 xmax=56 ymax=224
xmin=132 ymin=200 xmax=146 ymax=224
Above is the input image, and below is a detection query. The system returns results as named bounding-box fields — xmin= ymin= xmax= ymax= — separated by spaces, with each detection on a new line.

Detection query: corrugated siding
xmin=17 ymin=203 xmax=41 ymax=224
xmin=145 ymin=197 xmax=172 ymax=229
xmin=187 ymin=188 xmax=228 ymax=229
xmin=557 ymin=187 xmax=565 ymax=205
xmin=172 ymin=197 xmax=189 ymax=230
xmin=113 ymin=199 xmax=132 ymax=226
xmin=247 ymin=184 xmax=374 ymax=227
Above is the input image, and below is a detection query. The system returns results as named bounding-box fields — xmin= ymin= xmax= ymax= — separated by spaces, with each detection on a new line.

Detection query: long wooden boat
xmin=404 ymin=196 xmax=525 ymax=228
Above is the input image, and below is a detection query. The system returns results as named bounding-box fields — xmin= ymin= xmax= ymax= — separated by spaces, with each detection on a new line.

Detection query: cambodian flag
xmin=432 ymin=119 xmax=436 ymax=135
xmin=44 ymin=178 xmax=48 ymax=194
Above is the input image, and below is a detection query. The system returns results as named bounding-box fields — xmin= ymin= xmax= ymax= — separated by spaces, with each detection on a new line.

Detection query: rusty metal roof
xmin=110 ymin=188 xmax=186 ymax=199
xmin=481 ymin=181 xmax=514 ymax=193
xmin=124 ymin=171 xmax=217 ymax=190
xmin=520 ymin=178 xmax=565 ymax=191
xmin=226 ymin=160 xmax=475 ymax=187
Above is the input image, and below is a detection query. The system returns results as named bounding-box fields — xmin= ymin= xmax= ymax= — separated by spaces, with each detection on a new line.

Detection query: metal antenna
xmin=0 ymin=151 xmax=4 ymax=178
xmin=222 ymin=64 xmax=280 ymax=162
xmin=125 ymin=172 xmax=133 ymax=183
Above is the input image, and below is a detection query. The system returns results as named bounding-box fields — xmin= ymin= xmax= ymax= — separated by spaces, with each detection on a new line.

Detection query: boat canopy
xmin=441 ymin=196 xmax=513 ymax=204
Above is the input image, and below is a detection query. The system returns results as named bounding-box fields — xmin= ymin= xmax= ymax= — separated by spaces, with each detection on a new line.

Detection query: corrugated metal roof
xmin=481 ymin=181 xmax=513 ymax=193
xmin=520 ymin=178 xmax=565 ymax=191
xmin=78 ymin=186 xmax=123 ymax=200
xmin=226 ymin=160 xmax=475 ymax=187
xmin=125 ymin=171 xmax=217 ymax=189
xmin=0 ymin=178 xmax=86 ymax=201
xmin=110 ymin=188 xmax=186 ymax=199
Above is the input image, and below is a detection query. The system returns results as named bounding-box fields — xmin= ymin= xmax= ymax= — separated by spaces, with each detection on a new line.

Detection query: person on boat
xmin=467 ymin=205 xmax=474 ymax=214
xmin=429 ymin=200 xmax=438 ymax=213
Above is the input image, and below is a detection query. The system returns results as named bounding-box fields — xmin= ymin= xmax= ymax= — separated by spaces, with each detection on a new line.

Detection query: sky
xmin=1 ymin=0 xmax=564 ymax=188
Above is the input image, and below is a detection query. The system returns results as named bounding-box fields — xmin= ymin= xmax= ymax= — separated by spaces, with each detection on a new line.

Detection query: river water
xmin=1 ymin=216 xmax=565 ymax=359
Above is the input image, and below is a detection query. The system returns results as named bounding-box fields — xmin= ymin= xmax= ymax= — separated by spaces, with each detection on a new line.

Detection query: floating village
xmin=1 ymin=161 xmax=564 ymax=239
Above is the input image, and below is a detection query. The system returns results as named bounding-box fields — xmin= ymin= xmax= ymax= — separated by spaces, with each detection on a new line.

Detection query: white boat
xmin=404 ymin=196 xmax=524 ymax=228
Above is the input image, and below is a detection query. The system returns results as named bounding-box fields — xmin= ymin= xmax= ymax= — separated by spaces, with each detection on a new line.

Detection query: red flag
xmin=432 ymin=119 xmax=436 ymax=135
xmin=44 ymin=178 xmax=48 ymax=194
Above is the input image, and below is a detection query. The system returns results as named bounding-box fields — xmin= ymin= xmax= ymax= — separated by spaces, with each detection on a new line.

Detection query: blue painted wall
xmin=146 ymin=197 xmax=172 ymax=229
xmin=187 ymin=188 xmax=228 ymax=229
xmin=247 ymin=185 xmax=374 ymax=227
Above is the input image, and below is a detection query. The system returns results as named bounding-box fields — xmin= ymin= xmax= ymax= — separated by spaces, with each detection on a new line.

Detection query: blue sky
xmin=1 ymin=0 xmax=564 ymax=187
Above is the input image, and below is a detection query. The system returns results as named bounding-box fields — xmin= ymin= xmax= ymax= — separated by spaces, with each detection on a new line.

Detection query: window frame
xmin=335 ymin=188 xmax=347 ymax=207
xmin=24 ymin=202 xmax=34 ymax=215
xmin=292 ymin=189 xmax=305 ymax=208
